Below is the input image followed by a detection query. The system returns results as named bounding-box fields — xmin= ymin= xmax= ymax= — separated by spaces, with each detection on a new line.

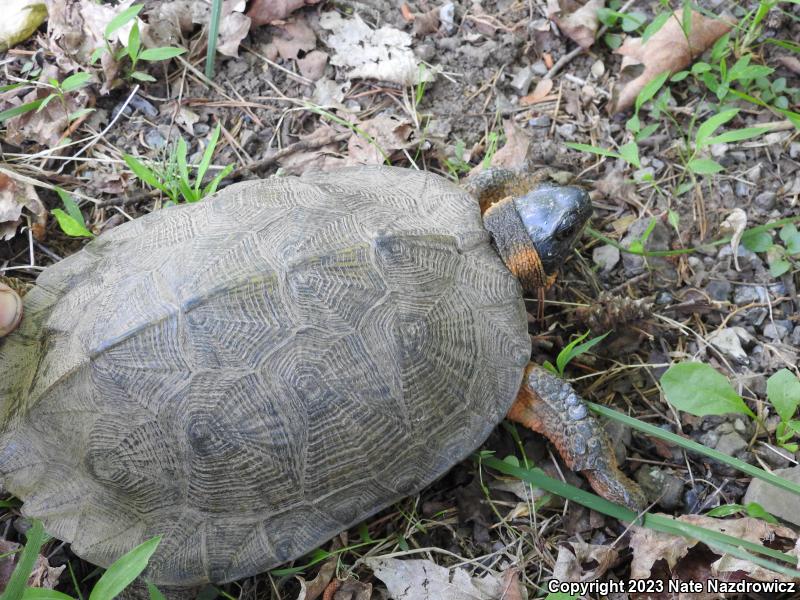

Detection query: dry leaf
xmin=0 ymin=171 xmax=47 ymax=241
xmin=247 ymin=0 xmax=320 ymax=27
xmin=520 ymin=78 xmax=554 ymax=105
xmin=278 ymin=124 xmax=347 ymax=174
xmin=549 ymin=0 xmax=605 ymax=49
xmin=365 ymin=557 xmax=505 ymax=600
xmin=142 ymin=0 xmax=249 ymax=58
xmin=297 ymin=50 xmax=328 ymax=81
xmin=499 ymin=568 xmax=525 ymax=600
xmin=273 ymin=19 xmax=316 ymax=60
xmin=346 ymin=115 xmax=414 ymax=165
xmin=412 ymin=8 xmax=440 ymax=37
xmin=719 ymin=208 xmax=747 ymax=271
xmin=469 ymin=120 xmax=532 ymax=177
xmin=552 ymin=538 xmax=619 ymax=584
xmin=0 ymin=539 xmax=64 ymax=591
xmin=630 ymin=514 xmax=799 ymax=600
xmin=47 ymin=0 xmax=136 ymax=90
xmin=320 ymin=12 xmax=434 ymax=86
xmin=610 ymin=9 xmax=734 ymax=114
xmin=776 ymin=55 xmax=800 ymax=75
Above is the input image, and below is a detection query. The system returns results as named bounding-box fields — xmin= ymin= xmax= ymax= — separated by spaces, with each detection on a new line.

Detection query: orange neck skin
xmin=482 ymin=196 xmax=555 ymax=292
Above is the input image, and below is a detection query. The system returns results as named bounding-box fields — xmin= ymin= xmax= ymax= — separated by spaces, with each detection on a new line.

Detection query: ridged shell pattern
xmin=0 ymin=166 xmax=529 ymax=585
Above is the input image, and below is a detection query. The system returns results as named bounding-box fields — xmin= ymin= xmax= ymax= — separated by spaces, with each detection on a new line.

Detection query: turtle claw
xmin=0 ymin=283 xmax=23 ymax=337
xmin=508 ymin=364 xmax=646 ymax=512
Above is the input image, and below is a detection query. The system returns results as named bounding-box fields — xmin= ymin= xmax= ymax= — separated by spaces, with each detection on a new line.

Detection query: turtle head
xmin=480 ymin=174 xmax=592 ymax=292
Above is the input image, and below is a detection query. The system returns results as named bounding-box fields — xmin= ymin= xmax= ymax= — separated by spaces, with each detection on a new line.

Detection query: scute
xmin=0 ymin=166 xmax=530 ymax=585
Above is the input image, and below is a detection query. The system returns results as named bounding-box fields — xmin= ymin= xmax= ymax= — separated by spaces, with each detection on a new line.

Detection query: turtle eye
xmin=555 ymin=224 xmax=577 ymax=242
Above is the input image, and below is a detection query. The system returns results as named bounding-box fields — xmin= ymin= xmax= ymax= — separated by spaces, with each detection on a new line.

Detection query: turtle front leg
xmin=0 ymin=282 xmax=23 ymax=337
xmin=508 ymin=363 xmax=646 ymax=511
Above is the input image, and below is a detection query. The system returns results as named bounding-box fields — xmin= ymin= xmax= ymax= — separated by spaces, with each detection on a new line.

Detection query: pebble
xmin=144 ymin=127 xmax=166 ymax=149
xmin=734 ymin=181 xmax=751 ymax=197
xmin=791 ymin=326 xmax=800 ymax=346
xmin=790 ymin=142 xmax=800 ymax=159
xmin=439 ymin=2 xmax=456 ymax=34
xmin=635 ymin=467 xmax=684 ymax=510
xmin=715 ymin=430 xmax=748 ymax=456
xmin=706 ymin=280 xmax=731 ymax=301
xmin=592 ymin=244 xmax=620 ymax=272
xmin=763 ymin=320 xmax=791 ymax=340
xmin=531 ymin=60 xmax=548 ymax=76
xmin=756 ymin=443 xmax=794 ymax=469
xmin=510 ymin=66 xmax=535 ymax=95
xmin=193 ymin=123 xmax=210 ymax=136
xmin=753 ymin=191 xmax=776 ymax=211
xmin=706 ymin=328 xmax=749 ymax=363
xmin=128 ymin=94 xmax=158 ymax=117
xmin=528 ymin=115 xmax=551 ymax=127
xmin=556 ymin=123 xmax=577 ymax=138
xmin=733 ymin=285 xmax=761 ymax=305
xmin=744 ymin=466 xmax=800 ymax=526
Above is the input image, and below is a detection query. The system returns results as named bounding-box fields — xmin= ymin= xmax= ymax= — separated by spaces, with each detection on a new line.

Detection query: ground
xmin=0 ymin=0 xmax=799 ymax=599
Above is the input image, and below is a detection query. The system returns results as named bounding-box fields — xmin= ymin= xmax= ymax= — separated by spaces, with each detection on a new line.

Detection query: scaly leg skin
xmin=0 ymin=282 xmax=23 ymax=338
xmin=507 ymin=363 xmax=647 ymax=511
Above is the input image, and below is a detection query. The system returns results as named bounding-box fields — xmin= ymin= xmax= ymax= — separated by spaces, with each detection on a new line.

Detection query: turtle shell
xmin=0 ymin=166 xmax=530 ymax=585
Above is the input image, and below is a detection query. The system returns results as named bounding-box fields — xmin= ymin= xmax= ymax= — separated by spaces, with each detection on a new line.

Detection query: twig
xmin=228 ymin=131 xmax=350 ymax=179
xmin=55 ymin=84 xmax=140 ymax=175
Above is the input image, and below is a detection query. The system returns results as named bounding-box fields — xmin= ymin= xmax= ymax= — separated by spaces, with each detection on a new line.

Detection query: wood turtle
xmin=0 ymin=166 xmax=645 ymax=587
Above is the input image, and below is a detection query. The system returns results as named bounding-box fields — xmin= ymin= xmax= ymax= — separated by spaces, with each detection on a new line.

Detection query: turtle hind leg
xmin=507 ymin=363 xmax=647 ymax=512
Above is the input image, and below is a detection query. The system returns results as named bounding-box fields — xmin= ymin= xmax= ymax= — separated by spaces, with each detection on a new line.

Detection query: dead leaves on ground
xmin=628 ymin=515 xmax=799 ymax=599
xmin=0 ymin=171 xmax=46 ymax=241
xmin=320 ymin=12 xmax=433 ymax=87
xmin=365 ymin=557 xmax=518 ymax=600
xmin=548 ymin=0 xmax=605 ymax=50
xmin=610 ymin=9 xmax=734 ymax=113
xmin=247 ymin=0 xmax=320 ymax=27
xmin=0 ymin=539 xmax=63 ymax=592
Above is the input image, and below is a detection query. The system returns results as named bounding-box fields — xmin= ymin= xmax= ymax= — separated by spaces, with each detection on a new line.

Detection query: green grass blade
xmin=205 ymin=0 xmax=223 ymax=79
xmin=105 ymin=4 xmax=143 ymax=39
xmin=21 ymin=590 xmax=75 ymax=600
xmin=195 ymin=124 xmax=221 ymax=191
xmin=0 ymin=520 xmax=47 ymax=600
xmin=0 ymin=99 xmax=44 ymax=123
xmin=482 ymin=456 xmax=800 ymax=572
xmin=88 ymin=536 xmax=161 ymax=600
xmin=587 ymin=402 xmax=800 ymax=497
xmin=202 ymin=165 xmax=233 ymax=198
xmin=123 ymin=154 xmax=168 ymax=194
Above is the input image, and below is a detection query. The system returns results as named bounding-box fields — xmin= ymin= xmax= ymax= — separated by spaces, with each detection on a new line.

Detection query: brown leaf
xmin=629 ymin=514 xmax=799 ymax=599
xmin=499 ymin=567 xmax=524 ymax=600
xmin=346 ymin=115 xmax=414 ymax=165
xmin=278 ymin=124 xmax=347 ymax=174
xmin=247 ymin=0 xmax=320 ymax=27
xmin=0 ymin=539 xmax=64 ymax=591
xmin=297 ymin=50 xmax=328 ymax=81
xmin=47 ymin=0 xmax=136 ymax=90
xmin=471 ymin=119 xmax=532 ymax=176
xmin=412 ymin=8 xmax=440 ymax=37
xmin=520 ymin=78 xmax=554 ymax=105
xmin=0 ymin=171 xmax=46 ymax=241
xmin=552 ymin=538 xmax=619 ymax=583
xmin=550 ymin=0 xmax=605 ymax=49
xmin=142 ymin=0 xmax=249 ymax=58
xmin=776 ymin=54 xmax=800 ymax=75
xmin=273 ymin=19 xmax=316 ymax=60
xmin=610 ymin=9 xmax=734 ymax=114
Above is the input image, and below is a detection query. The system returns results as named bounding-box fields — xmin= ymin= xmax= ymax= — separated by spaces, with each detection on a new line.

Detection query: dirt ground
xmin=1 ymin=0 xmax=800 ymax=598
